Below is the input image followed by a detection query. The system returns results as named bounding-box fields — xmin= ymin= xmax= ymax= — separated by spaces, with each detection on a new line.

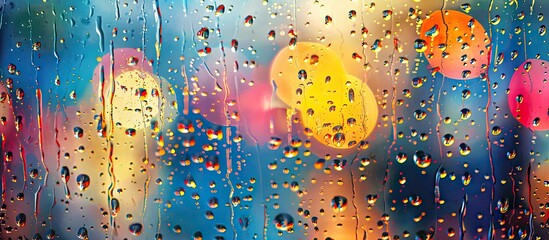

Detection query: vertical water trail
xmin=357 ymin=2 xmax=371 ymax=146
xmin=31 ymin=1 xmax=56 ymax=225
xmin=2 ymin=94 xmax=19 ymax=205
xmin=525 ymin=141 xmax=537 ymax=235
xmin=522 ymin=0 xmax=534 ymax=238
xmin=527 ymin=163 xmax=534 ymax=240
xmin=106 ymin=42 xmax=117 ymax=235
xmin=48 ymin=186 xmax=56 ymax=227
xmin=263 ymin=205 xmax=268 ymax=240
xmin=56 ymin=108 xmax=70 ymax=199
xmin=52 ymin=6 xmax=60 ymax=85
xmin=0 ymin=0 xmax=5 ymax=31
xmin=221 ymin=31 xmax=237 ymax=240
xmin=181 ymin=29 xmax=190 ymax=115
xmin=28 ymin=1 xmax=50 ymax=227
xmin=211 ymin=1 xmax=237 ymax=238
xmin=53 ymin=108 xmax=61 ymax=182
xmin=138 ymin=76 xmax=151 ymax=225
xmin=19 ymin=145 xmax=27 ymax=191
xmin=434 ymin=1 xmax=449 ymax=236
xmin=183 ymin=0 xmax=188 ymax=17
xmin=138 ymin=1 xmax=162 ymax=226
xmin=153 ymin=0 xmax=165 ymax=126
xmin=484 ymin=57 xmax=496 ymax=240
xmin=1 ymin=133 xmax=4 ymax=203
xmin=154 ymin=0 xmax=162 ymax=62
xmin=34 ymin=89 xmax=49 ymax=220
xmin=156 ymin=202 xmax=162 ymax=238
xmin=521 ymin=1 xmax=528 ymax=61
xmin=381 ymin=0 xmax=397 ymax=234
xmin=181 ymin=67 xmax=190 ymax=115
xmin=136 ymin=1 xmax=147 ymax=232
xmin=459 ymin=194 xmax=468 ymax=240
xmin=486 ymin=1 xmax=496 ymax=239
xmin=360 ymin=0 xmax=368 ymax=83
xmin=115 ymin=0 xmax=120 ymax=21
xmin=226 ymin=135 xmax=236 ymax=240
xmin=349 ymin=153 xmax=359 ymax=240
xmin=508 ymin=168 xmax=517 ymax=227
xmin=288 ymin=0 xmax=298 ymax=144
xmin=434 ymin=165 xmax=442 ymax=229
xmin=226 ymin=3 xmax=263 ymax=240
xmin=95 ymin=16 xmax=105 ymax=52
xmin=433 ymin=77 xmax=446 ymax=236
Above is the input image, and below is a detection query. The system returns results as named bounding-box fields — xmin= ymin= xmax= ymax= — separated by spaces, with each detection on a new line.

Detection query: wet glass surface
xmin=0 ymin=0 xmax=549 ymax=239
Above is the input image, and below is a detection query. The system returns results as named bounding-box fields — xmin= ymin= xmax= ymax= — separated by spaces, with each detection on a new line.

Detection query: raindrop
xmin=409 ymin=194 xmax=422 ymax=206
xmin=45 ymin=229 xmax=56 ymax=239
xmin=396 ymin=152 xmax=408 ymax=163
xmin=348 ymin=10 xmax=357 ymax=20
xmin=15 ymin=213 xmax=26 ymax=227
xmin=60 ymin=166 xmax=70 ymax=183
xmin=273 ymin=213 xmax=294 ymax=231
xmin=460 ymin=108 xmax=471 ymax=120
xmin=129 ymin=223 xmax=143 ymax=236
xmin=332 ymin=133 xmax=346 ymax=147
xmin=325 ymin=15 xmax=333 ymax=26
xmin=497 ymin=198 xmax=509 ymax=214
xmin=442 ymin=134 xmax=454 ymax=146
xmin=244 ymin=15 xmax=254 ymax=27
xmin=73 ymin=127 xmax=84 ymax=139
xmin=461 ymin=89 xmax=471 ymax=99
xmin=414 ymin=39 xmax=428 ymax=52
xmin=413 ymin=150 xmax=432 ymax=168
xmin=76 ymin=174 xmax=90 ymax=191
xmin=77 ymin=227 xmax=88 ymax=240
xmin=414 ymin=110 xmax=427 ymax=120
xmin=490 ymin=15 xmax=501 ymax=25
xmin=332 ymin=196 xmax=347 ymax=212
xmin=371 ymin=39 xmax=382 ymax=52
xmin=298 ymin=69 xmax=307 ymax=80
xmin=111 ymin=198 xmax=120 ymax=217
xmin=462 ymin=172 xmax=471 ymax=186
xmin=348 ymin=89 xmax=355 ymax=102
xmin=425 ymin=24 xmax=440 ymax=38
xmin=126 ymin=56 xmax=139 ymax=66
xmin=215 ymin=5 xmax=225 ymax=16
xmin=459 ymin=143 xmax=471 ymax=156
xmin=460 ymin=3 xmax=471 ymax=13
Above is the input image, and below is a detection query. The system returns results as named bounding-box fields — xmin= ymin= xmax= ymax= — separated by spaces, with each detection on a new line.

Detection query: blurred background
xmin=0 ymin=0 xmax=548 ymax=239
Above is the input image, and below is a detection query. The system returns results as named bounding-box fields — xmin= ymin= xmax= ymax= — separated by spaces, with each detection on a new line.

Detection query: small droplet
xmin=77 ymin=227 xmax=89 ymax=240
xmin=414 ymin=39 xmax=428 ymax=52
xmin=73 ymin=127 xmax=84 ymax=139
xmin=413 ymin=150 xmax=432 ymax=168
xmin=76 ymin=174 xmax=90 ymax=191
xmin=111 ymin=198 xmax=120 ymax=217
xmin=460 ymin=3 xmax=471 ymax=13
xmin=244 ymin=15 xmax=254 ymax=27
xmin=129 ymin=223 xmax=143 ymax=236
xmin=442 ymin=134 xmax=455 ymax=146
xmin=15 ymin=213 xmax=26 ymax=227
xmin=273 ymin=213 xmax=294 ymax=231
xmin=297 ymin=69 xmax=307 ymax=80
xmin=60 ymin=166 xmax=70 ymax=183
xmin=331 ymin=195 xmax=348 ymax=212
